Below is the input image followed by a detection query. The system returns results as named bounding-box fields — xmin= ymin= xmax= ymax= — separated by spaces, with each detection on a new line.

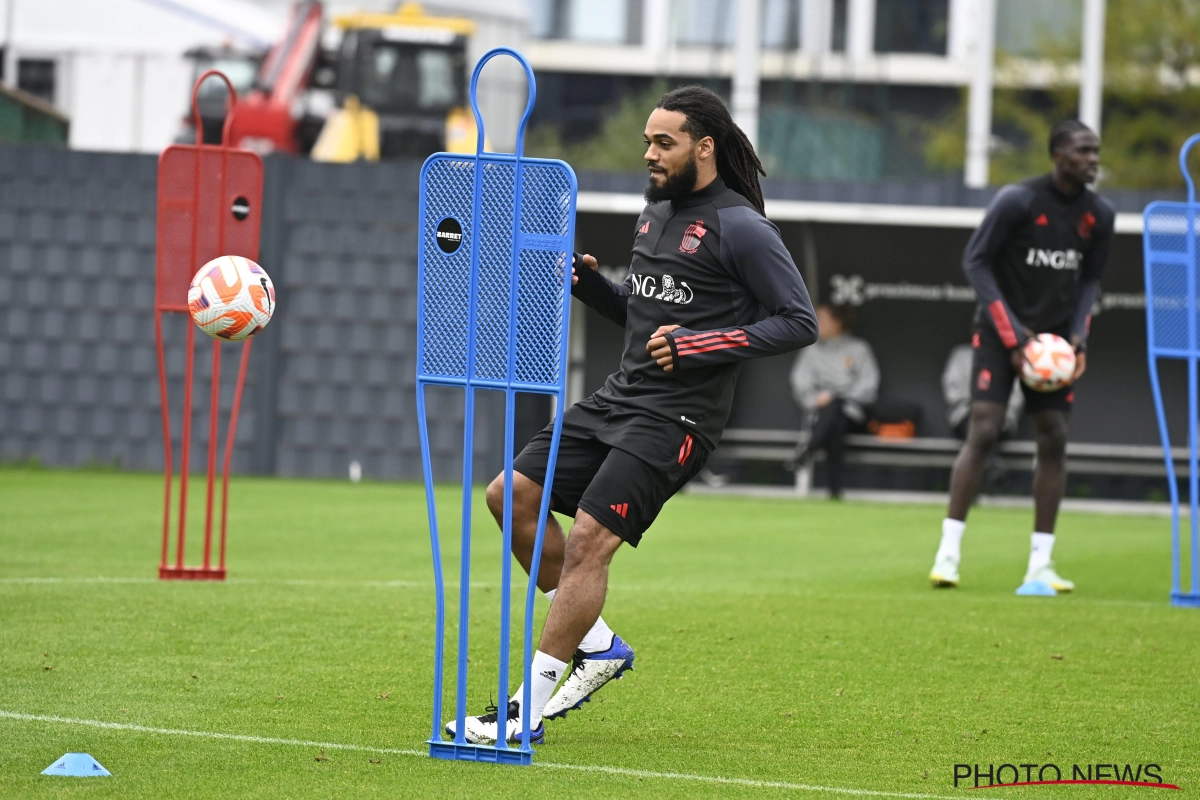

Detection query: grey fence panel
xmin=0 ymin=146 xmax=258 ymax=473
xmin=270 ymin=159 xmax=431 ymax=481
xmin=0 ymin=146 xmax=520 ymax=482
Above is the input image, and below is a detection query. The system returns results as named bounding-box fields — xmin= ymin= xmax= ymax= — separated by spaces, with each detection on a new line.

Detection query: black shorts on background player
xmin=970 ymin=324 xmax=1073 ymax=413
xmin=513 ymin=396 xmax=708 ymax=547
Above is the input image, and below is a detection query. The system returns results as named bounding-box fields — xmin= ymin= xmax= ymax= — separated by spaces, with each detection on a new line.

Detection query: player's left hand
xmin=647 ymin=325 xmax=681 ymax=372
xmin=1073 ymin=351 xmax=1087 ymax=381
xmin=571 ymin=253 xmax=598 ymax=285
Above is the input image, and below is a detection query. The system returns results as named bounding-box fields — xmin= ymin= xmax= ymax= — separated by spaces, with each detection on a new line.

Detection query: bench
xmin=711 ymin=428 xmax=1189 ymax=496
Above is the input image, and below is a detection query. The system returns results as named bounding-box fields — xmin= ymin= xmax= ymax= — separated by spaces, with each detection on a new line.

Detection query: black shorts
xmin=511 ymin=396 xmax=709 ymax=547
xmin=971 ymin=323 xmax=1075 ymax=414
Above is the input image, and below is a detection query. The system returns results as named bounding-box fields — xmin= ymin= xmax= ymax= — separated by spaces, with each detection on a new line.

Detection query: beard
xmin=644 ymin=154 xmax=698 ymax=204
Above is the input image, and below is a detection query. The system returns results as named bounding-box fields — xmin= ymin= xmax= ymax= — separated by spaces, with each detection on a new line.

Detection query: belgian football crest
xmin=679 ymin=220 xmax=706 ymax=254
xmin=1078 ymin=211 xmax=1096 ymax=239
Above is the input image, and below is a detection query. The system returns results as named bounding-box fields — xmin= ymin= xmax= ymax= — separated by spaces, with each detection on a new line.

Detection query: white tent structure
xmin=0 ymin=0 xmax=285 ymax=152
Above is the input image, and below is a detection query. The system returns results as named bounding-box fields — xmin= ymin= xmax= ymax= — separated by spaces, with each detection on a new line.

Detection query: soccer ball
xmin=188 ymin=256 xmax=275 ymax=341
xmin=1020 ymin=333 xmax=1076 ymax=393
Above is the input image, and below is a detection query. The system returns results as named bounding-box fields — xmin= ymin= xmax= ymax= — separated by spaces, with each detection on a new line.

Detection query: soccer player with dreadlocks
xmin=445 ymin=86 xmax=818 ymax=745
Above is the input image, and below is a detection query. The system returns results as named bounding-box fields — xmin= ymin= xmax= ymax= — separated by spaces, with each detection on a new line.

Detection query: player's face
xmin=643 ymin=108 xmax=698 ymax=190
xmin=1056 ymin=130 xmax=1100 ymax=185
xmin=816 ymin=306 xmax=842 ymax=340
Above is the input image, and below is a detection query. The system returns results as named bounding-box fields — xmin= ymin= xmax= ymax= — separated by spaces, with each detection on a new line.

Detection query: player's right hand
xmin=1010 ymin=346 xmax=1029 ymax=374
xmin=1010 ymin=328 xmax=1036 ymax=372
xmin=571 ymin=253 xmax=598 ymax=285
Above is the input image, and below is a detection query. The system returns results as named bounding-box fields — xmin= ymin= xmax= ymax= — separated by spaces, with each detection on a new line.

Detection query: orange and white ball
xmin=1021 ymin=333 xmax=1076 ymax=393
xmin=188 ymin=256 xmax=275 ymax=341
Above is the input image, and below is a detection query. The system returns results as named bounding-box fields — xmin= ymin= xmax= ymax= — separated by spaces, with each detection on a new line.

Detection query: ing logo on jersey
xmin=629 ymin=273 xmax=693 ymax=303
xmin=1025 ymin=248 xmax=1081 ymax=270
xmin=680 ymin=220 xmax=707 ymax=254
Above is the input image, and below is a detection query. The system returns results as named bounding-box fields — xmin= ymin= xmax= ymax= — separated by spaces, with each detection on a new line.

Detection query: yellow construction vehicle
xmin=312 ymin=3 xmax=481 ymax=162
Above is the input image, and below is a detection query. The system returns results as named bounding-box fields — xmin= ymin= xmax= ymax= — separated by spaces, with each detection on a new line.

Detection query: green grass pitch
xmin=1 ymin=466 xmax=1198 ymax=798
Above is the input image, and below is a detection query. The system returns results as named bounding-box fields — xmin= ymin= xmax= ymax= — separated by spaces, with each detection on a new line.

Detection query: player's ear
xmin=696 ymin=135 xmax=715 ymax=162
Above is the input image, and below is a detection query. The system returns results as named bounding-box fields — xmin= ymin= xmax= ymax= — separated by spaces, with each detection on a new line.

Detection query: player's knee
xmin=967 ymin=416 xmax=1003 ymax=450
xmin=485 ymin=474 xmax=507 ymax=516
xmin=562 ymin=515 xmax=621 ymax=572
xmin=488 ymin=471 xmax=543 ymax=520
xmin=1037 ymin=423 xmax=1068 ymax=463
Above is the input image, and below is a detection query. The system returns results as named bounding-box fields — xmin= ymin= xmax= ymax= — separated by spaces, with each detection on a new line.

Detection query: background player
xmin=929 ymin=120 xmax=1115 ymax=593
xmin=448 ymin=85 xmax=817 ymax=745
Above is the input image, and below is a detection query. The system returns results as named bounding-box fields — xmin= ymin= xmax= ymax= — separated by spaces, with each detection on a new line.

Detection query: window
xmin=530 ymin=0 xmax=639 ymax=44
xmin=567 ymin=0 xmax=628 ymax=44
xmin=830 ymin=0 xmax=849 ymax=52
xmin=875 ymin=0 xmax=949 ymax=55
xmin=996 ymin=0 xmax=1079 ymax=56
xmin=762 ymin=0 xmax=801 ymax=49
xmin=194 ymin=58 xmax=258 ymax=101
xmin=353 ymin=42 xmax=464 ymax=113
xmin=417 ymin=49 xmax=457 ymax=108
xmin=672 ymin=0 xmax=735 ymax=47
xmin=18 ymin=59 xmax=55 ymax=104
xmin=529 ymin=0 xmax=557 ymax=38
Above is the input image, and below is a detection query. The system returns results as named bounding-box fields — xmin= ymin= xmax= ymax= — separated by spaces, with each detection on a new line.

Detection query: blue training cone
xmin=41 ymin=753 xmax=111 ymax=777
xmin=1015 ymin=580 xmax=1058 ymax=597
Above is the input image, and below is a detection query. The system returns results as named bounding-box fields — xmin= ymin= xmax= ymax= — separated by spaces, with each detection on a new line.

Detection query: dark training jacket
xmin=963 ymin=173 xmax=1115 ymax=352
xmin=571 ymin=176 xmax=818 ymax=451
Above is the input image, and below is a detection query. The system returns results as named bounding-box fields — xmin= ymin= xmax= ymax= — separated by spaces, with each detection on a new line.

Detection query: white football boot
xmin=929 ymin=553 xmax=960 ymax=588
xmin=1024 ymin=563 xmax=1075 ymax=592
xmin=543 ymin=635 xmax=635 ymax=720
xmin=443 ymin=700 xmax=545 ymax=745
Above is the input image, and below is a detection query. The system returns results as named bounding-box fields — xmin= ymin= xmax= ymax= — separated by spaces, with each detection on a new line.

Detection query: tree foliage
xmin=524 ymin=81 xmax=668 ymax=171
xmin=926 ymin=0 xmax=1200 ymax=188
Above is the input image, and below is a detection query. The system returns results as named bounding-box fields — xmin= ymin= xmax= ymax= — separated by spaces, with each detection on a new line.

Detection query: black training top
xmin=963 ymin=173 xmax=1115 ymax=352
xmin=571 ymin=176 xmax=818 ymax=451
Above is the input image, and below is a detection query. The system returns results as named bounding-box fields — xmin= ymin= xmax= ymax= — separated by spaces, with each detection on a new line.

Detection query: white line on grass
xmin=0 ymin=577 xmax=482 ymax=589
xmin=0 ymin=710 xmax=958 ymax=799
xmin=0 ymin=575 xmax=1168 ymax=609
xmin=0 ymin=577 xmax=158 ymax=584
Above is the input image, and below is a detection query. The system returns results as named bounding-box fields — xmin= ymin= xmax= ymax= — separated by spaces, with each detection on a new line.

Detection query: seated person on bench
xmin=789 ymin=303 xmax=879 ymax=499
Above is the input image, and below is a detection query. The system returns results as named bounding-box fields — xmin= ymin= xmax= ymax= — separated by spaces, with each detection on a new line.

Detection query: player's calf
xmin=486 ymin=471 xmax=565 ymax=593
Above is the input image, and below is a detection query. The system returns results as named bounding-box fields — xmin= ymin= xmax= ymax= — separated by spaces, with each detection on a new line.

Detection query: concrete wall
xmin=0 ymin=145 xmax=535 ymax=482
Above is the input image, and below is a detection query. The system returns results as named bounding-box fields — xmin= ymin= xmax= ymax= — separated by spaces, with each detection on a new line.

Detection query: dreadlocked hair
xmin=656 ymin=85 xmax=766 ymax=215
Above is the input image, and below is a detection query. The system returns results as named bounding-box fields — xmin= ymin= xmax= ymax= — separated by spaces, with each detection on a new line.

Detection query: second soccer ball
xmin=1021 ymin=333 xmax=1076 ymax=393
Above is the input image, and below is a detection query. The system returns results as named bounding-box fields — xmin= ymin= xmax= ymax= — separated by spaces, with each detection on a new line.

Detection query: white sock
xmin=511 ymin=650 xmax=568 ymax=726
xmin=544 ymin=588 xmax=556 ymax=603
xmin=578 ymin=616 xmax=615 ymax=654
xmin=937 ymin=518 xmax=966 ymax=561
xmin=1027 ymin=532 xmax=1055 ymax=577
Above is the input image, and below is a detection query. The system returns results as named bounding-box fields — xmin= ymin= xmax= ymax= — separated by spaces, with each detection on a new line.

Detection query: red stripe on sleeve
xmin=674 ymin=329 xmax=747 ymax=346
xmin=676 ymin=339 xmax=751 ymax=356
xmin=988 ymin=300 xmax=1019 ymax=348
